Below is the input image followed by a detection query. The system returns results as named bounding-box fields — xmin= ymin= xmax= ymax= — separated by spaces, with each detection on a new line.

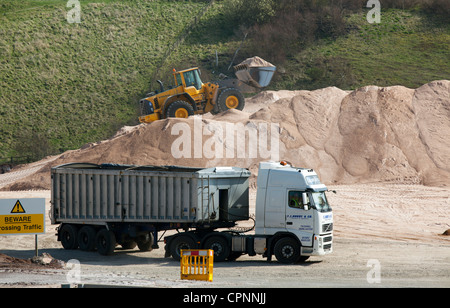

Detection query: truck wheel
xmin=60 ymin=224 xmax=79 ymax=250
xmin=166 ymin=100 xmax=194 ymax=119
xmin=137 ymin=233 xmax=154 ymax=252
xmin=78 ymin=226 xmax=96 ymax=251
xmin=217 ymin=88 xmax=245 ymax=112
xmin=274 ymin=237 xmax=300 ymax=264
xmin=121 ymin=240 xmax=137 ymax=250
xmin=170 ymin=235 xmax=196 ymax=261
xmin=203 ymin=236 xmax=230 ymax=262
xmin=96 ymin=229 xmax=116 ymax=256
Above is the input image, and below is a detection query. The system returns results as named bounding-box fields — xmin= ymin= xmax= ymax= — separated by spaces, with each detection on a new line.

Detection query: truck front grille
xmin=322 ymin=223 xmax=333 ymax=233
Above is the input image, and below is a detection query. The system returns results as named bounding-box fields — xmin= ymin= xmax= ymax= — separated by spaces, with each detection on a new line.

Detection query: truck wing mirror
xmin=302 ymin=193 xmax=310 ymax=210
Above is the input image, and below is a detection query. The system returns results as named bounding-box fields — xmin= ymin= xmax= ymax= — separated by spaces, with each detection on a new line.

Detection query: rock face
xmin=2 ymin=80 xmax=449 ymax=190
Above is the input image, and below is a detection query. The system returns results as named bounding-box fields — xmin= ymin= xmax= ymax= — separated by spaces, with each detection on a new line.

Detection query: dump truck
xmin=51 ymin=161 xmax=333 ymax=264
xmin=138 ymin=56 xmax=276 ymax=123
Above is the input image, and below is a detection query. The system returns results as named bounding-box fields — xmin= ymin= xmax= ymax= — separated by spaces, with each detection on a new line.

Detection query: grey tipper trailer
xmin=51 ymin=163 xmax=250 ymax=257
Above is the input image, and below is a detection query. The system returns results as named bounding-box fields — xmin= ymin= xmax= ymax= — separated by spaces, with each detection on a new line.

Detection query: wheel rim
xmin=210 ymin=242 xmax=223 ymax=256
xmin=225 ymin=96 xmax=239 ymax=109
xmin=175 ymin=108 xmax=189 ymax=118
xmin=281 ymin=245 xmax=294 ymax=259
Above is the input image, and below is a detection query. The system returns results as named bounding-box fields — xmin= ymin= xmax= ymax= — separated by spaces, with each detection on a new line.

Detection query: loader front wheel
xmin=166 ymin=100 xmax=195 ymax=119
xmin=217 ymin=88 xmax=245 ymax=112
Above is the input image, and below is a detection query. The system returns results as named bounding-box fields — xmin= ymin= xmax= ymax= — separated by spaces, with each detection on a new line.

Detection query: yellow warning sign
xmin=0 ymin=214 xmax=44 ymax=234
xmin=11 ymin=200 xmax=26 ymax=213
xmin=0 ymin=198 xmax=45 ymax=235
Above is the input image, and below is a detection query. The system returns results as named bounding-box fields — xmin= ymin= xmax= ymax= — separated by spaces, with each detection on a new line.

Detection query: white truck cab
xmin=255 ymin=161 xmax=333 ymax=259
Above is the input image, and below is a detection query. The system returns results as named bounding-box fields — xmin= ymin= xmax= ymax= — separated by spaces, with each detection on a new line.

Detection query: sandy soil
xmin=0 ymin=185 xmax=448 ymax=288
xmin=0 ymin=82 xmax=448 ymax=287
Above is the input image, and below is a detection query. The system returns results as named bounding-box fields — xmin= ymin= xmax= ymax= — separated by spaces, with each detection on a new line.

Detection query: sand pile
xmin=2 ymin=80 xmax=449 ymax=190
xmin=0 ymin=253 xmax=64 ymax=269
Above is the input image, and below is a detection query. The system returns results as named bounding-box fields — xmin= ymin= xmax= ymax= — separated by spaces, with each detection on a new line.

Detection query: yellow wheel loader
xmin=138 ymin=57 xmax=276 ymax=123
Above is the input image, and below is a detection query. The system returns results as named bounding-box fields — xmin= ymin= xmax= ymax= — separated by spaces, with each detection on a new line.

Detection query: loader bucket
xmin=234 ymin=56 xmax=276 ymax=88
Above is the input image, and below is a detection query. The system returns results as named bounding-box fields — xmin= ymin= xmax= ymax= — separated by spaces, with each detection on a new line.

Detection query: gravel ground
xmin=0 ymin=185 xmax=449 ymax=288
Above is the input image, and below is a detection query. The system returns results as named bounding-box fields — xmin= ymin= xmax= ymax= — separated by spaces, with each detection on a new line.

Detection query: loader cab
xmin=173 ymin=68 xmax=204 ymax=91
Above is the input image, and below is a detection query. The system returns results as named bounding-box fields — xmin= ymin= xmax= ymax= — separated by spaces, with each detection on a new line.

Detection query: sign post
xmin=0 ymin=198 xmax=46 ymax=256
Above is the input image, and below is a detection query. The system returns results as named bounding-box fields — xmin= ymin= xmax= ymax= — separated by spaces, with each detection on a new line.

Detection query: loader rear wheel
xmin=217 ymin=88 xmax=245 ymax=112
xmin=166 ymin=100 xmax=194 ymax=119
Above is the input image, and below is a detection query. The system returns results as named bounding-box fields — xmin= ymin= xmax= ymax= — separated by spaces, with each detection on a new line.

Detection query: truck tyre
xmin=170 ymin=235 xmax=196 ymax=261
xmin=78 ymin=225 xmax=96 ymax=251
xmin=217 ymin=88 xmax=245 ymax=112
xmin=96 ymin=229 xmax=116 ymax=256
xmin=166 ymin=100 xmax=195 ymax=119
xmin=60 ymin=224 xmax=79 ymax=250
xmin=274 ymin=237 xmax=300 ymax=264
xmin=203 ymin=235 xmax=230 ymax=262
xmin=137 ymin=233 xmax=154 ymax=252
xmin=121 ymin=240 xmax=137 ymax=250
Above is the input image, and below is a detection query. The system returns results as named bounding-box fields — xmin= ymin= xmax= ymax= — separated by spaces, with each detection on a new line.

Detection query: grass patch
xmin=0 ymin=2 xmax=449 ymax=159
xmin=273 ymin=9 xmax=450 ymax=90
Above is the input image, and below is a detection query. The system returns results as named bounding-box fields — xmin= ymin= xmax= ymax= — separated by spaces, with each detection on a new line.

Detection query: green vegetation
xmin=0 ymin=0 xmax=449 ymax=160
xmin=0 ymin=0 xmax=210 ymax=158
xmin=272 ymin=9 xmax=450 ymax=90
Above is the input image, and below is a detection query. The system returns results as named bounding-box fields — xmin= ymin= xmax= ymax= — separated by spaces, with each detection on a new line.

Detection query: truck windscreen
xmin=310 ymin=192 xmax=332 ymax=213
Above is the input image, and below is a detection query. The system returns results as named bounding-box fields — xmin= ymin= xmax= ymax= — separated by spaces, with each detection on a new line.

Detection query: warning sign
xmin=11 ymin=200 xmax=26 ymax=213
xmin=0 ymin=199 xmax=45 ymax=235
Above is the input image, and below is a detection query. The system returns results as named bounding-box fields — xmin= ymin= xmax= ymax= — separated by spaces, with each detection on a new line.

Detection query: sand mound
xmin=1 ymin=80 xmax=449 ymax=190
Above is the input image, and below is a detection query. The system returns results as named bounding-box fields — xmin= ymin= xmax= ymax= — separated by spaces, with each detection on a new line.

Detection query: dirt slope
xmin=1 ymin=80 xmax=449 ymax=190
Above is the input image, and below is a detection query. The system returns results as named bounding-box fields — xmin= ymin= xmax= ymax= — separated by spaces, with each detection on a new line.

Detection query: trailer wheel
xmin=78 ymin=226 xmax=96 ymax=251
xmin=203 ymin=236 xmax=230 ymax=262
xmin=274 ymin=237 xmax=300 ymax=264
xmin=137 ymin=233 xmax=154 ymax=252
xmin=120 ymin=240 xmax=137 ymax=250
xmin=60 ymin=224 xmax=79 ymax=250
xmin=170 ymin=235 xmax=196 ymax=261
xmin=96 ymin=229 xmax=116 ymax=256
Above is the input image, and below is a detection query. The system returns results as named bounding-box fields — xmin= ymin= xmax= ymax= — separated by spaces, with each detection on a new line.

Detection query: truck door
xmin=285 ymin=190 xmax=314 ymax=246
xmin=264 ymin=188 xmax=286 ymax=230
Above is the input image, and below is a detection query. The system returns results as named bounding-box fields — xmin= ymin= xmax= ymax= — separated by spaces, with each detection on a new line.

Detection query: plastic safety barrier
xmin=180 ymin=249 xmax=214 ymax=282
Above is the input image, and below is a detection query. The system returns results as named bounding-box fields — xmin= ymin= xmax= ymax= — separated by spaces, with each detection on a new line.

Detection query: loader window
xmin=183 ymin=70 xmax=202 ymax=90
xmin=175 ymin=74 xmax=182 ymax=87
